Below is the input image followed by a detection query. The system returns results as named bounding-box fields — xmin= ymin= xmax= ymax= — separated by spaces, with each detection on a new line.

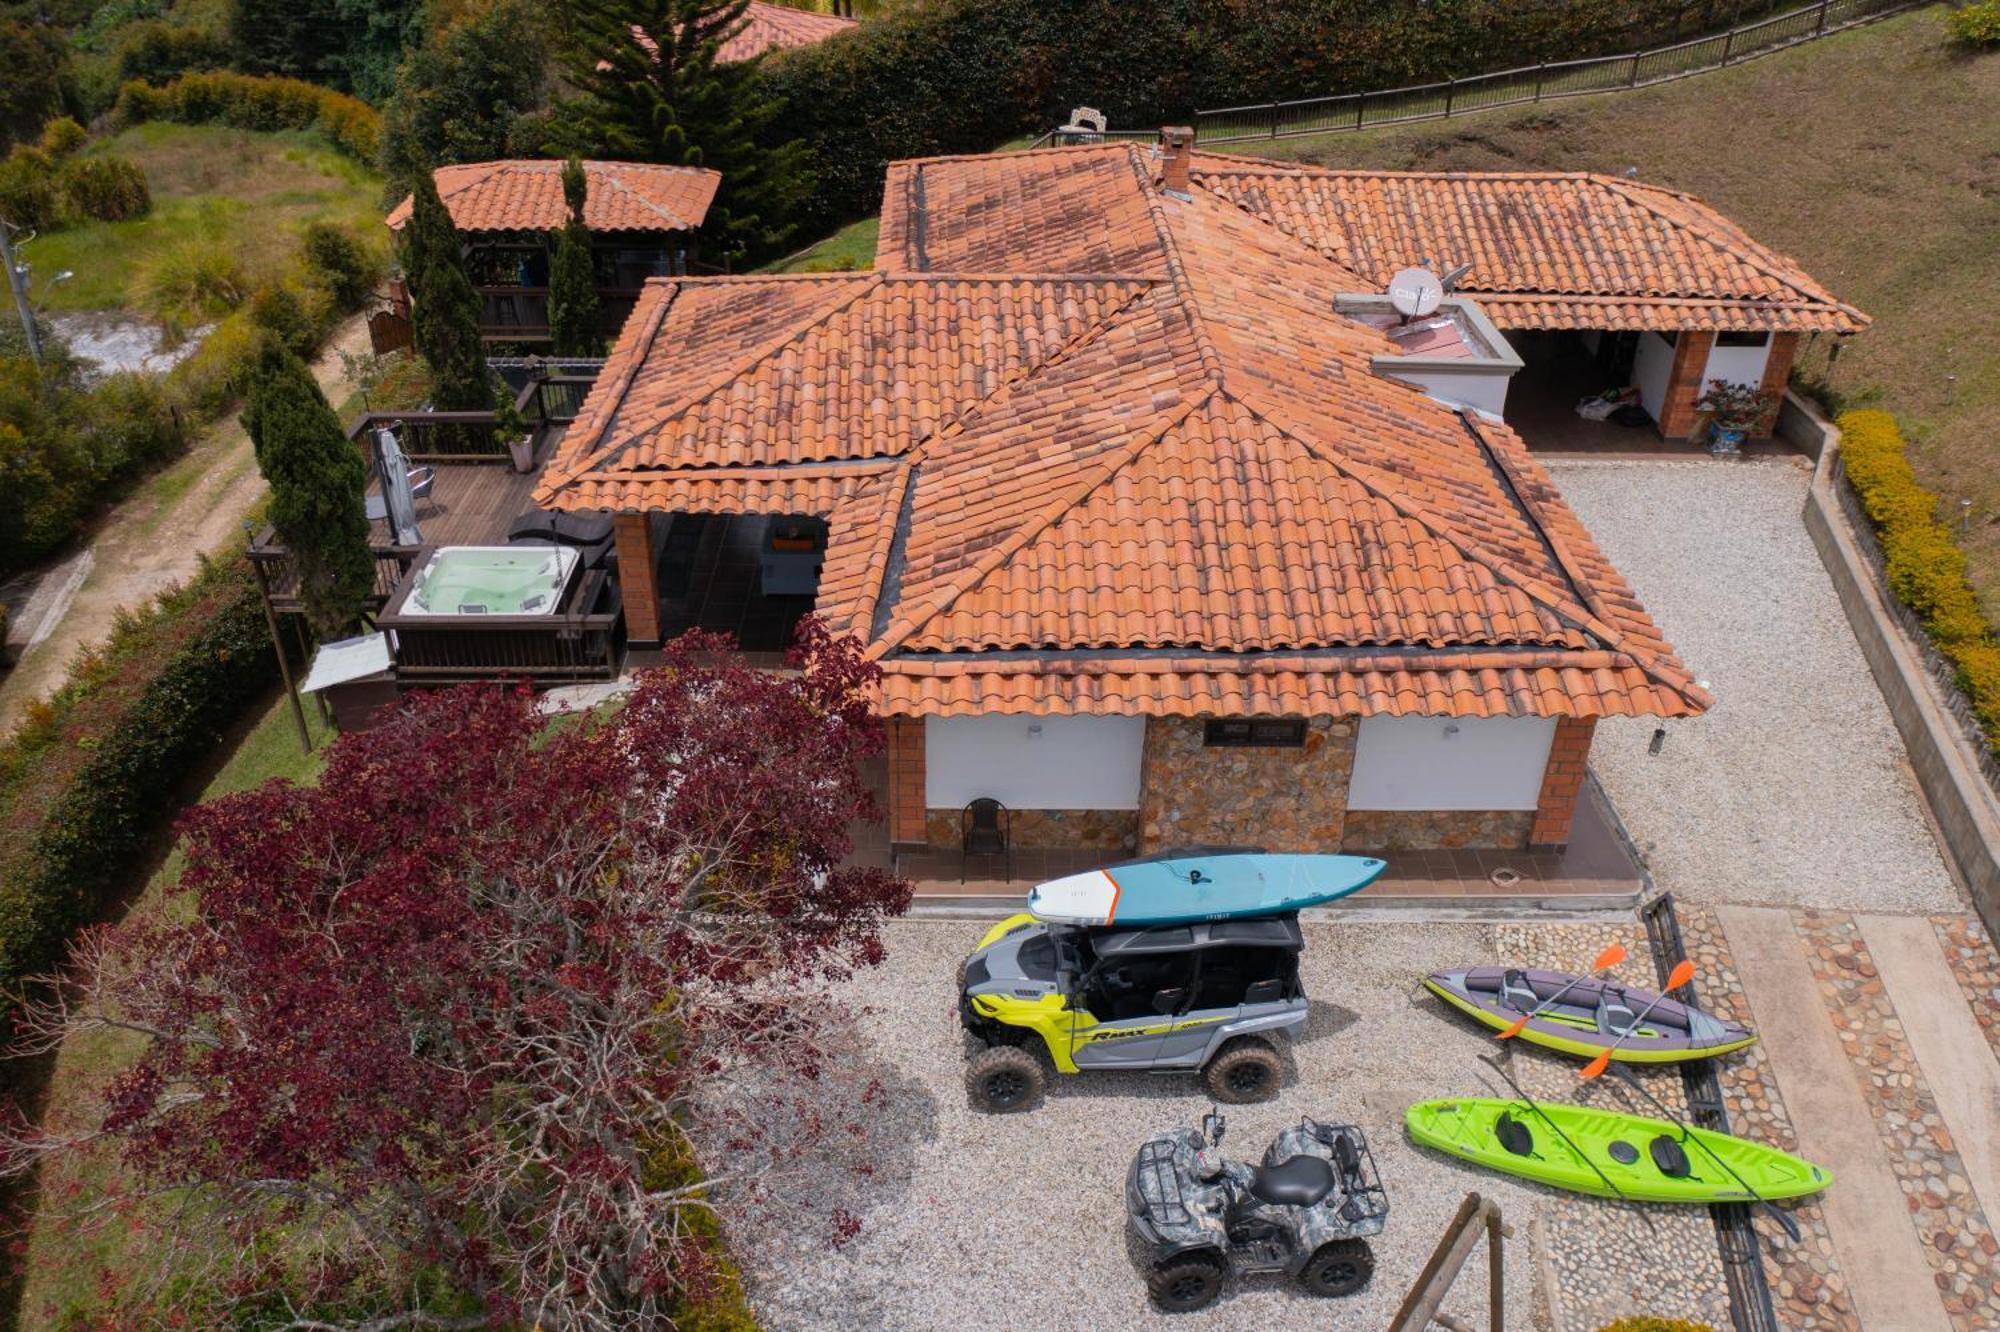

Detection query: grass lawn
xmin=16 ymin=690 xmax=329 ymax=1331
xmin=1223 ymin=6 xmax=2000 ymax=612
xmin=756 ymin=215 xmax=880 ymax=273
xmin=30 ymin=123 xmax=386 ymax=316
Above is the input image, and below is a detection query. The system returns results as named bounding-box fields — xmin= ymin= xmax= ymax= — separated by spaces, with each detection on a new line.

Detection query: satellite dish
xmin=1388 ymin=267 xmax=1445 ymax=319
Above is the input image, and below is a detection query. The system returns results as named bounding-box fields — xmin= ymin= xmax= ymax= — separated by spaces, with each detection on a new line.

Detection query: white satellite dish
xmin=1388 ymin=267 xmax=1445 ymax=318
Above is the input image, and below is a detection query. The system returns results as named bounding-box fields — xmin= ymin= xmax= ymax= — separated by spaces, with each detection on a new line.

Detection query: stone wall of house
xmin=922 ymin=808 xmax=1139 ymax=851
xmin=1340 ymin=809 xmax=1534 ymax=852
xmin=1138 ymin=717 xmax=1355 ymax=852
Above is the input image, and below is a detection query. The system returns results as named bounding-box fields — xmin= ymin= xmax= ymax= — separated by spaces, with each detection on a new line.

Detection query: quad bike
xmin=1125 ymin=1109 xmax=1389 ymax=1313
xmin=957 ymin=912 xmax=1306 ymax=1112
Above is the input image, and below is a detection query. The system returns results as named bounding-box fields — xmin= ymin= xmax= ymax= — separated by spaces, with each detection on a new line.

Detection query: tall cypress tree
xmin=243 ymin=340 xmax=375 ymax=641
xmin=401 ymin=168 xmax=494 ymax=411
xmin=547 ymin=157 xmax=604 ymax=357
xmin=551 ymin=0 xmax=811 ymax=267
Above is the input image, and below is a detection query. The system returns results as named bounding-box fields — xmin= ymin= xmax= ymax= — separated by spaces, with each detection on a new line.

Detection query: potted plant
xmin=1694 ymin=378 xmax=1771 ymax=456
xmin=494 ymin=377 xmax=535 ymax=473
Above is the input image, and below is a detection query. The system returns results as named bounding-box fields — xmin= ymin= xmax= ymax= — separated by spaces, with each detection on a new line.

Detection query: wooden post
xmin=1816 ymin=0 xmax=1831 ymax=35
xmin=244 ymin=527 xmax=312 ymax=754
xmin=1388 ymin=1192 xmax=1512 ymax=1332
xmin=1630 ymin=51 xmax=1642 ymax=86
xmin=1444 ymin=76 xmax=1456 ymax=117
xmin=1534 ymin=61 xmax=1546 ymax=101
xmin=1354 ymin=90 xmax=1366 ymax=130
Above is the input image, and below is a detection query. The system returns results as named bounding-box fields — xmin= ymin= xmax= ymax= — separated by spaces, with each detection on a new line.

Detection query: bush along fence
xmin=110 ymin=71 xmax=380 ymax=163
xmin=0 ymin=554 xmax=276 ymax=1074
xmin=1832 ymin=410 xmax=2000 ymax=795
xmin=1195 ymin=0 xmax=1918 ymax=142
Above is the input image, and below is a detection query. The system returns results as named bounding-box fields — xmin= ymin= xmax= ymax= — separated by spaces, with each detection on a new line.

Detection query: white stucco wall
xmin=1347 ymin=715 xmax=1557 ymax=811
xmin=1632 ymin=331 xmax=1677 ymax=424
xmin=1700 ymin=336 xmax=1772 ymax=393
xmin=1387 ymin=366 xmax=1514 ymax=418
xmin=925 ymin=715 xmax=1145 ymax=810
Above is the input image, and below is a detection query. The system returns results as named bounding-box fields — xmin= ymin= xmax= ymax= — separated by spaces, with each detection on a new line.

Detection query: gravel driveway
xmin=727 ymin=917 xmax=1726 ymax=1332
xmin=1546 ymin=458 xmax=1959 ymax=913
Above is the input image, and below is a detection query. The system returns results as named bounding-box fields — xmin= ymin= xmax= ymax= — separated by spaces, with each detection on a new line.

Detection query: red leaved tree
xmin=2 ymin=622 xmax=909 ymax=1330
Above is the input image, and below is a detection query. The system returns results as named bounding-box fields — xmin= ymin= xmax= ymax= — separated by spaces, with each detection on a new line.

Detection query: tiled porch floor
xmin=845 ymin=759 xmax=1644 ymax=905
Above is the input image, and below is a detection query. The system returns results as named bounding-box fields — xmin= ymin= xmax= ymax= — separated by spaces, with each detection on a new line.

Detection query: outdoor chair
xmin=408 ymin=466 xmax=437 ymax=514
xmin=961 ymin=798 xmax=1011 ymax=883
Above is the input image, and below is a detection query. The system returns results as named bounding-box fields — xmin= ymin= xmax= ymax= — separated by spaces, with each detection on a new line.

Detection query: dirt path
xmin=0 ymin=316 xmax=372 ymax=736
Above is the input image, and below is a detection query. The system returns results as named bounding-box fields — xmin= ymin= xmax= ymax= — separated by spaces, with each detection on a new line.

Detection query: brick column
xmin=885 ymin=716 xmax=928 ymax=844
xmin=1657 ymin=330 xmax=1715 ymax=439
xmin=1753 ymin=332 xmax=1798 ymax=437
xmin=1530 ymin=716 xmax=1597 ymax=849
xmin=613 ymin=512 xmax=660 ymax=645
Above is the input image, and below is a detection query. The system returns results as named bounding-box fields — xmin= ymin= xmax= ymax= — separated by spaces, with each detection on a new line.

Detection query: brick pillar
xmin=1657 ymin=330 xmax=1715 ymax=439
xmin=885 ymin=716 xmax=928 ymax=844
xmin=1753 ymin=332 xmax=1798 ymax=437
xmin=1530 ymin=716 xmax=1597 ymax=849
xmin=613 ymin=512 xmax=660 ymax=644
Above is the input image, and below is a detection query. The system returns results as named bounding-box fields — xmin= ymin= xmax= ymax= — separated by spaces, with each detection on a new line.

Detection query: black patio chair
xmin=961 ymin=798 xmax=1011 ymax=883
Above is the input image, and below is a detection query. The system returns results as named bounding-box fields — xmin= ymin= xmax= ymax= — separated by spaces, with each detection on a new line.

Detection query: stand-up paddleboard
xmin=1027 ymin=850 xmax=1387 ymax=926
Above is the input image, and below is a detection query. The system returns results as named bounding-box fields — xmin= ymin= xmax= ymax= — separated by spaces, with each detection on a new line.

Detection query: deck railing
xmin=345 ymin=362 xmax=603 ymax=464
xmin=1193 ymin=0 xmax=1916 ymax=143
xmin=476 ymin=286 xmax=644 ymax=341
xmin=377 ymin=564 xmax=626 ymax=683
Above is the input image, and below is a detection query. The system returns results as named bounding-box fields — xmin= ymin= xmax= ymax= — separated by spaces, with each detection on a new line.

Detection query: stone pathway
xmin=1714 ymin=905 xmax=1952 ymax=1332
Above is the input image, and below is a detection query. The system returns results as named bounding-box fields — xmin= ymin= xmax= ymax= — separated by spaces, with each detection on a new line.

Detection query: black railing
xmin=1194 ymin=0 xmax=1915 ymax=143
xmin=476 ymin=286 xmax=646 ymax=341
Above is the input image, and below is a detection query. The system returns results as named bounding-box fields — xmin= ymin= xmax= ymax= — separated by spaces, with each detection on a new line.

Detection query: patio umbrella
xmin=373 ymin=426 xmax=423 ymax=547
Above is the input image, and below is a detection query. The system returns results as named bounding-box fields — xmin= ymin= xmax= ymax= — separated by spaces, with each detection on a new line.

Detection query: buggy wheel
xmin=1146 ymin=1253 xmax=1225 ymax=1313
xmin=1202 ymin=1038 xmax=1282 ymax=1104
xmin=955 ymin=956 xmax=969 ymax=991
xmin=965 ymin=1044 xmax=1044 ymax=1113
xmin=1299 ymin=1238 xmax=1374 ymax=1298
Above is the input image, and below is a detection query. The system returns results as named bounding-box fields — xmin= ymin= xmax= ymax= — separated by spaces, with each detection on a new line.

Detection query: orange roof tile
xmin=876 ymin=143 xmax=1864 ymax=333
xmin=627 ymin=2 xmax=856 ymax=65
xmin=539 ymin=146 xmax=1711 ymax=722
xmin=385 ymin=159 xmax=719 ymax=235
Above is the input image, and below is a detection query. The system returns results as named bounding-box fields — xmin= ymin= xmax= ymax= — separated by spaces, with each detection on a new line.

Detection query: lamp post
xmin=1 ymin=216 xmax=42 ymax=364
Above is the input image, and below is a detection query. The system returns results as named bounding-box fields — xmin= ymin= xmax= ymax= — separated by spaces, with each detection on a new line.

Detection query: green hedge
xmin=1838 ymin=410 xmax=2000 ymax=755
xmin=111 ymin=70 xmax=380 ymax=162
xmin=757 ymin=0 xmax=1769 ymax=236
xmin=0 ymin=556 xmax=277 ymax=1054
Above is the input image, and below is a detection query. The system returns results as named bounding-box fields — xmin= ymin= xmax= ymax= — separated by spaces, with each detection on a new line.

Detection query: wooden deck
xmin=379 ymin=448 xmax=554 ymax=549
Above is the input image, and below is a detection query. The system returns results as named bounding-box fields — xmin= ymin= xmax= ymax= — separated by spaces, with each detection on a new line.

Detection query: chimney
xmin=1159 ymin=126 xmax=1194 ymax=198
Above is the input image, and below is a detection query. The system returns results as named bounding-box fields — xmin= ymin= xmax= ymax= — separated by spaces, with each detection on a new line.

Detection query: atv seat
xmin=1248 ymin=1154 xmax=1336 ymax=1207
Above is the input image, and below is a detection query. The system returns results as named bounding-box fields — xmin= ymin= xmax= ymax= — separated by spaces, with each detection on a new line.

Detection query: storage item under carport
xmin=300 ymin=631 xmax=400 ymax=732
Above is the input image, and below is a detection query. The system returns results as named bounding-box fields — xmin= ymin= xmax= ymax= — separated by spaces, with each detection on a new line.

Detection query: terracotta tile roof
xmin=385 ymin=159 xmax=719 ymax=235
xmin=540 ymin=147 xmax=1710 ymax=722
xmin=624 ymin=3 xmax=856 ymax=65
xmin=876 ymin=143 xmax=1864 ymax=333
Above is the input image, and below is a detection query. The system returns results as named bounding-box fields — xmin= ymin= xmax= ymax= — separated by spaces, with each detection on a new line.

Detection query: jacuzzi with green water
xmin=402 ymin=545 xmax=579 ymax=617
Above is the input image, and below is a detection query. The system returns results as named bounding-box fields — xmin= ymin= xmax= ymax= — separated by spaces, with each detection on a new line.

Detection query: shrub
xmin=248 ymin=278 xmax=322 ymax=354
xmin=81 ymin=370 xmax=189 ymax=477
xmin=0 ymin=555 xmax=276 ymax=1053
xmin=169 ymin=312 xmax=267 ymax=418
xmin=1949 ymin=0 xmax=2000 ymax=47
xmin=0 ymin=146 xmax=60 ymax=229
xmin=139 ymin=240 xmax=249 ymax=321
xmin=299 ymin=219 xmax=377 ymax=312
xmin=36 ymin=115 xmax=86 ymax=159
xmin=110 ymin=71 xmax=381 ymax=163
xmin=58 ymin=152 xmax=151 ymax=220
xmin=114 ymin=19 xmax=234 ymax=86
xmin=1838 ymin=409 xmax=2000 ymax=752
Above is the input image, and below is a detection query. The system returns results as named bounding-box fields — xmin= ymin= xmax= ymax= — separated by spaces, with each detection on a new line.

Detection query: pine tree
xmin=242 ymin=340 xmax=375 ymax=641
xmin=547 ymin=157 xmax=604 ymax=357
xmin=400 ymin=168 xmax=494 ymax=411
xmin=550 ymin=0 xmax=812 ymax=267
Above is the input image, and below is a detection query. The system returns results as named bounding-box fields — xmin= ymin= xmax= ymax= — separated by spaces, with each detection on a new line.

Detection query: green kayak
xmin=1406 ymin=1097 xmax=1831 ymax=1204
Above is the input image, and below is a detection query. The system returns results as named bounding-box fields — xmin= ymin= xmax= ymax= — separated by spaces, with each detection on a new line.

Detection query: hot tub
xmin=401 ymin=545 xmax=579 ymax=617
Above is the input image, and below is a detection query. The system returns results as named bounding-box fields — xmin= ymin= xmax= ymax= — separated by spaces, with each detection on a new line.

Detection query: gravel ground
xmin=1546 ymin=458 xmax=1961 ymax=913
xmin=724 ymin=917 xmax=1739 ymax=1332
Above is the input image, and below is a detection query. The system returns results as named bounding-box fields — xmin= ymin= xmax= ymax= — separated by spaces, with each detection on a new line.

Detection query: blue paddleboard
xmin=1027 ymin=851 xmax=1388 ymax=926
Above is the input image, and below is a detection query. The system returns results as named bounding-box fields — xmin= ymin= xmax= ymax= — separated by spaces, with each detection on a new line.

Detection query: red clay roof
xmin=540 ymin=148 xmax=1707 ymax=722
xmin=878 ymin=144 xmax=1865 ymax=333
xmin=385 ymin=160 xmax=719 ymax=235
xmin=626 ymin=3 xmax=856 ymax=65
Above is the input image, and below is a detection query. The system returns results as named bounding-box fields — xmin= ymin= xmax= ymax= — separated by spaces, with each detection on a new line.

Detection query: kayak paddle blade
xmin=1594 ymin=942 xmax=1629 ymax=972
xmin=1581 ymin=1050 xmax=1611 ymax=1079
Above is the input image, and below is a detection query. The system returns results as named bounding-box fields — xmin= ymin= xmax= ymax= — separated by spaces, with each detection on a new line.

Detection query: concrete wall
xmin=1348 ymin=714 xmax=1555 ymax=810
xmin=1801 ymin=422 xmax=2000 ymax=932
xmin=925 ymin=714 xmax=1144 ymax=810
xmin=1633 ymin=330 xmax=1676 ymax=425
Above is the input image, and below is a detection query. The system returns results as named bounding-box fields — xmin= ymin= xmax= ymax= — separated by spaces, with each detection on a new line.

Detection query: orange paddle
xmin=1581 ymin=959 xmax=1696 ymax=1078
xmin=1495 ymin=941 xmax=1629 ymax=1041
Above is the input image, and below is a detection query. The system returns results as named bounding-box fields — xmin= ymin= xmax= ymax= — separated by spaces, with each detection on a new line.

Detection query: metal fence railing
xmin=1194 ymin=0 xmax=1917 ymax=144
xmin=1831 ymin=457 xmax=2000 ymax=802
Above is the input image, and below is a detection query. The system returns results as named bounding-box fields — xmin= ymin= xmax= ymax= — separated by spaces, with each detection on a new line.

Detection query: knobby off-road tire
xmin=1201 ymin=1037 xmax=1282 ymax=1104
xmin=1299 ymin=1238 xmax=1374 ymax=1297
xmin=964 ymin=1043 xmax=1044 ymax=1113
xmin=1146 ymin=1253 xmax=1226 ymax=1313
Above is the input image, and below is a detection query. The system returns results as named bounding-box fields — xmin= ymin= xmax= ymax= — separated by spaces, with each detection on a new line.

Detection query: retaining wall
xmin=1794 ymin=392 xmax=2000 ymax=928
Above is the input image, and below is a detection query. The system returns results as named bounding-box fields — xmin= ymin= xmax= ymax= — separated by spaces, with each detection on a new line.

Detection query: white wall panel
xmin=926 ymin=715 xmax=1145 ymax=810
xmin=1348 ymin=715 xmax=1557 ymax=811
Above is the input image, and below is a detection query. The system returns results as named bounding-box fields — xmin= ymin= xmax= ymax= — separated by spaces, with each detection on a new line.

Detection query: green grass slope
xmin=1235 ymin=7 xmax=2000 ymax=611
